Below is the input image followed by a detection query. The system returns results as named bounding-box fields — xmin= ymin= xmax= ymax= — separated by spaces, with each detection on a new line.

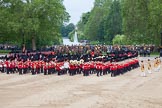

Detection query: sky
xmin=63 ymin=0 xmax=95 ymax=25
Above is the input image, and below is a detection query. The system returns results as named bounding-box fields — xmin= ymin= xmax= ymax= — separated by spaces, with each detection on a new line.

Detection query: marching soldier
xmin=154 ymin=57 xmax=158 ymax=72
xmin=82 ymin=63 xmax=90 ymax=76
xmin=44 ymin=62 xmax=48 ymax=75
xmin=89 ymin=61 xmax=96 ymax=74
xmin=18 ymin=60 xmax=23 ymax=75
xmin=147 ymin=59 xmax=152 ymax=74
xmin=31 ymin=61 xmax=36 ymax=75
xmin=96 ymin=62 xmax=102 ymax=77
xmin=5 ymin=60 xmax=10 ymax=74
xmin=157 ymin=57 xmax=161 ymax=72
xmin=102 ymin=63 xmax=107 ymax=75
xmin=69 ymin=60 xmax=74 ymax=76
xmin=0 ymin=60 xmax=3 ymax=72
xmin=140 ymin=60 xmax=146 ymax=77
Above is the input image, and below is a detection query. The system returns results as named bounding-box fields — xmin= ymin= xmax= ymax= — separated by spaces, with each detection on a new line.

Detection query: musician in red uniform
xmin=31 ymin=61 xmax=36 ymax=75
xmin=79 ymin=59 xmax=84 ymax=74
xmin=55 ymin=62 xmax=62 ymax=75
xmin=82 ymin=63 xmax=90 ymax=76
xmin=9 ymin=60 xmax=14 ymax=74
xmin=89 ymin=61 xmax=95 ymax=74
xmin=102 ymin=64 xmax=107 ymax=75
xmin=96 ymin=62 xmax=102 ymax=77
xmin=0 ymin=60 xmax=3 ymax=72
xmin=23 ymin=61 xmax=28 ymax=74
xmin=110 ymin=63 xmax=117 ymax=77
xmin=69 ymin=60 xmax=75 ymax=76
xmin=44 ymin=62 xmax=48 ymax=75
xmin=18 ymin=61 xmax=23 ymax=75
xmin=5 ymin=60 xmax=10 ymax=74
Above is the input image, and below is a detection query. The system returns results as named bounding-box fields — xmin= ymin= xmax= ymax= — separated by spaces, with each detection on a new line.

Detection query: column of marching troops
xmin=0 ymin=52 xmax=140 ymax=77
xmin=140 ymin=57 xmax=161 ymax=77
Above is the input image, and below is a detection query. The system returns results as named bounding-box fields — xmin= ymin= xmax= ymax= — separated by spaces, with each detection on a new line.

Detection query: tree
xmin=61 ymin=23 xmax=75 ymax=37
xmin=83 ymin=0 xmax=112 ymax=41
xmin=77 ymin=12 xmax=91 ymax=32
xmin=112 ymin=34 xmax=127 ymax=45
xmin=147 ymin=0 xmax=162 ymax=45
xmin=0 ymin=0 xmax=69 ymax=50
xmin=121 ymin=0 xmax=162 ymax=45
xmin=77 ymin=0 xmax=162 ymax=45
xmin=104 ymin=0 xmax=122 ymax=44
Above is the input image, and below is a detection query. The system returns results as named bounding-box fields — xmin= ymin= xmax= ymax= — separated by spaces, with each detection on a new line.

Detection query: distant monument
xmin=63 ymin=26 xmax=80 ymax=45
xmin=73 ymin=27 xmax=79 ymax=44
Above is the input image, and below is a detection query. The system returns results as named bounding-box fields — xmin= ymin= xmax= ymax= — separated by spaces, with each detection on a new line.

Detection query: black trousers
xmin=96 ymin=69 xmax=102 ymax=76
xmin=44 ymin=69 xmax=48 ymax=75
xmin=111 ymin=70 xmax=117 ymax=77
xmin=31 ymin=68 xmax=36 ymax=75
xmin=19 ymin=68 xmax=23 ymax=75
xmin=83 ymin=69 xmax=89 ymax=76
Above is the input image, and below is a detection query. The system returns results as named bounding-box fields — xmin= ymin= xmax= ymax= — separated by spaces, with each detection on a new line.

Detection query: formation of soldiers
xmin=140 ymin=57 xmax=161 ymax=77
xmin=0 ymin=57 xmax=139 ymax=77
xmin=0 ymin=45 xmax=139 ymax=77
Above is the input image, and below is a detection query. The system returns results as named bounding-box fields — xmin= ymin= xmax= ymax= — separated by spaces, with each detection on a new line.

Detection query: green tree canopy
xmin=0 ymin=0 xmax=69 ymax=50
xmin=61 ymin=23 xmax=75 ymax=37
xmin=77 ymin=0 xmax=162 ymax=46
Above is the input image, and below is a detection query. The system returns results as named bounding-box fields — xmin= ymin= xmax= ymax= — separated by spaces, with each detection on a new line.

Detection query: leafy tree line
xmin=61 ymin=23 xmax=75 ymax=37
xmin=0 ymin=0 xmax=69 ymax=50
xmin=77 ymin=0 xmax=162 ymax=45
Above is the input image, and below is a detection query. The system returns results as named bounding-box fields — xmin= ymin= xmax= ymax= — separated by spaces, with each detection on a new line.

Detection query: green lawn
xmin=151 ymin=52 xmax=159 ymax=56
xmin=0 ymin=50 xmax=11 ymax=54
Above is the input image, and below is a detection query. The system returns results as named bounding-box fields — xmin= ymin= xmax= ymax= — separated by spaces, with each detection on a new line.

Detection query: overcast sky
xmin=63 ymin=0 xmax=95 ymax=25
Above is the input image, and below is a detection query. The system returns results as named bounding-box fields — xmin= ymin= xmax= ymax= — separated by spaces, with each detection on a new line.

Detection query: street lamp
xmin=160 ymin=32 xmax=162 ymax=57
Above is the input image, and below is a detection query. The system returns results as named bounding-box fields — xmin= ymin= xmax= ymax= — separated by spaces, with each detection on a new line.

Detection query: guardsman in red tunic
xmin=0 ymin=60 xmax=5 ymax=73
xmin=73 ymin=60 xmax=78 ymax=75
xmin=48 ymin=62 xmax=53 ymax=75
xmin=79 ymin=59 xmax=84 ymax=74
xmin=18 ymin=61 xmax=23 ymax=75
xmin=76 ymin=61 xmax=81 ymax=74
xmin=110 ymin=64 xmax=114 ymax=77
xmin=96 ymin=62 xmax=102 ymax=77
xmin=5 ymin=60 xmax=10 ymax=74
xmin=31 ymin=61 xmax=36 ymax=75
xmin=82 ymin=63 xmax=90 ymax=76
xmin=10 ymin=60 xmax=14 ymax=74
xmin=110 ymin=63 xmax=117 ymax=77
xmin=44 ymin=62 xmax=48 ymax=75
xmin=55 ymin=62 xmax=62 ymax=75
xmin=35 ymin=61 xmax=39 ymax=74
xmin=0 ymin=60 xmax=3 ymax=72
xmin=116 ymin=64 xmax=122 ymax=75
xmin=102 ymin=64 xmax=107 ymax=75
xmin=89 ymin=61 xmax=95 ymax=74
xmin=76 ymin=61 xmax=80 ymax=74
xmin=37 ymin=60 xmax=41 ymax=74
xmin=50 ymin=61 xmax=56 ymax=74
xmin=125 ymin=61 xmax=130 ymax=72
xmin=7 ymin=61 xmax=11 ymax=74
xmin=104 ymin=62 xmax=110 ymax=74
xmin=23 ymin=61 xmax=28 ymax=74
xmin=120 ymin=63 xmax=124 ymax=75
xmin=13 ymin=59 xmax=18 ymax=73
xmin=69 ymin=60 xmax=75 ymax=76
xmin=123 ymin=62 xmax=127 ymax=74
